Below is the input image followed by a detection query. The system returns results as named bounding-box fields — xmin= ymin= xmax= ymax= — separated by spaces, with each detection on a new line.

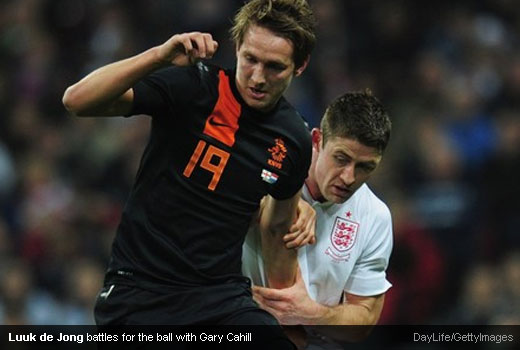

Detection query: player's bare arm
xmin=307 ymin=292 xmax=385 ymax=342
xmin=253 ymin=270 xmax=385 ymax=341
xmin=259 ymin=192 xmax=302 ymax=289
xmin=257 ymin=196 xmax=316 ymax=249
xmin=62 ymin=32 xmax=218 ymax=117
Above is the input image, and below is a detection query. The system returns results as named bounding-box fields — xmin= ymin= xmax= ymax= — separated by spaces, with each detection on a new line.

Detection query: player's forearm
xmin=259 ymin=195 xmax=299 ymax=289
xmin=260 ymin=221 xmax=298 ymax=289
xmin=62 ymin=46 xmax=166 ymax=117
xmin=309 ymin=302 xmax=376 ymax=325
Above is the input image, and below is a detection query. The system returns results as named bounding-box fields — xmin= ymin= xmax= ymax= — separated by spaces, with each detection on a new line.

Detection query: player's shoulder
xmin=186 ymin=62 xmax=222 ymax=88
xmin=157 ymin=62 xmax=221 ymax=82
xmin=351 ymin=185 xmax=393 ymax=248
xmin=277 ymin=97 xmax=307 ymax=124
xmin=355 ymin=184 xmax=391 ymax=221
xmin=142 ymin=63 xmax=212 ymax=94
xmin=195 ymin=62 xmax=221 ymax=76
xmin=274 ymin=98 xmax=312 ymax=142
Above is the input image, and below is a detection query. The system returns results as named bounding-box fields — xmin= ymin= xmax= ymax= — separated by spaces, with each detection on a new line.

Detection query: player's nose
xmin=251 ymin=64 xmax=266 ymax=86
xmin=339 ymin=164 xmax=355 ymax=186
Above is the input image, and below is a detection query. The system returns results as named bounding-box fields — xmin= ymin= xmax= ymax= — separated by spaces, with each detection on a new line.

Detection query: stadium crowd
xmin=0 ymin=0 xmax=519 ymax=326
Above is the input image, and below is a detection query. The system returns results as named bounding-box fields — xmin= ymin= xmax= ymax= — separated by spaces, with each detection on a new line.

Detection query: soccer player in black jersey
xmin=62 ymin=0 xmax=316 ymax=346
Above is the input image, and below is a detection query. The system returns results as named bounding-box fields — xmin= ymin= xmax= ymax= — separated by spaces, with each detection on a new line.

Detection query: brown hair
xmin=321 ymin=90 xmax=392 ymax=153
xmin=230 ymin=0 xmax=317 ymax=69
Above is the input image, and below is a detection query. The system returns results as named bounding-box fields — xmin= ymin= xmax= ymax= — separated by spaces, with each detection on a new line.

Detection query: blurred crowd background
xmin=0 ymin=0 xmax=519 ymax=326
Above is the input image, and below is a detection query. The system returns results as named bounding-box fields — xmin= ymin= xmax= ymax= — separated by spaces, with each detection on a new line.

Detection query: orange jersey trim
xmin=203 ymin=70 xmax=242 ymax=147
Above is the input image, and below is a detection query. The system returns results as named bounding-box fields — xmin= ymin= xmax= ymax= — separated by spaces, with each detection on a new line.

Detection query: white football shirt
xmin=242 ymin=183 xmax=393 ymax=306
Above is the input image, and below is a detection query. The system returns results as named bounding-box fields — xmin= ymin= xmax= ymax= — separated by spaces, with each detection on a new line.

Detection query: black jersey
xmin=106 ymin=63 xmax=311 ymax=290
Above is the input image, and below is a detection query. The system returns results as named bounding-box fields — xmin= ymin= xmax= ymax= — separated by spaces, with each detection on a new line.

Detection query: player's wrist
xmin=148 ymin=46 xmax=172 ymax=68
xmin=301 ymin=301 xmax=331 ymax=325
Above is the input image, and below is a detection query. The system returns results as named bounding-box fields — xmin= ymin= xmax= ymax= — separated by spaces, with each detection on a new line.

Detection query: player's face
xmin=308 ymin=130 xmax=382 ymax=204
xmin=235 ymin=25 xmax=305 ymax=112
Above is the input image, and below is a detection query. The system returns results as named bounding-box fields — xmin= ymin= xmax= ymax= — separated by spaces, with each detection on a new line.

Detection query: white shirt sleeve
xmin=344 ymin=205 xmax=393 ymax=296
xmin=241 ymin=226 xmax=267 ymax=287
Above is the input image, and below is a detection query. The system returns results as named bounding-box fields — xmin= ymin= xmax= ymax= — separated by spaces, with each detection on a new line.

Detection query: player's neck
xmin=304 ymin=178 xmax=325 ymax=203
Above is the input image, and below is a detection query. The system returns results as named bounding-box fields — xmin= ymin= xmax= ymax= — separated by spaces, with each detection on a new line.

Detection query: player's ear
xmin=311 ymin=128 xmax=321 ymax=152
xmin=294 ymin=55 xmax=310 ymax=77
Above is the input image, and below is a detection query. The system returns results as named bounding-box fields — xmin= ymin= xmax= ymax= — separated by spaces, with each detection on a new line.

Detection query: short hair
xmin=321 ymin=90 xmax=392 ymax=153
xmin=230 ymin=0 xmax=317 ymax=69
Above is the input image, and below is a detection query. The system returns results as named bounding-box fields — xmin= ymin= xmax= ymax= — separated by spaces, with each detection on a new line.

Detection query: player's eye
xmin=245 ymin=55 xmax=257 ymax=63
xmin=267 ymin=63 xmax=286 ymax=72
xmin=333 ymin=155 xmax=349 ymax=165
xmin=357 ymin=163 xmax=375 ymax=172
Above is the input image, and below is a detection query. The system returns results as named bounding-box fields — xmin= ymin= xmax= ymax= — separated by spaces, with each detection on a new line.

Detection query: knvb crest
xmin=267 ymin=138 xmax=287 ymax=170
xmin=325 ymin=216 xmax=359 ymax=262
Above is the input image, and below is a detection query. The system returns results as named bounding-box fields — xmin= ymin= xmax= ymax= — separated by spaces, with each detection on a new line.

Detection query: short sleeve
xmin=128 ymin=65 xmax=201 ymax=119
xmin=268 ymin=129 xmax=312 ymax=200
xmin=344 ymin=207 xmax=393 ymax=296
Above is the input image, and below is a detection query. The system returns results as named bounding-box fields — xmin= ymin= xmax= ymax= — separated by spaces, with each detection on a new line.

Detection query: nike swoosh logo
xmin=99 ymin=284 xmax=115 ymax=299
xmin=208 ymin=117 xmax=232 ymax=128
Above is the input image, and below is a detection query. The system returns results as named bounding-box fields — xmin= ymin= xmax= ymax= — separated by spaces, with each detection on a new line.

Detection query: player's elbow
xmin=62 ymin=86 xmax=80 ymax=116
xmin=261 ymin=219 xmax=291 ymax=239
xmin=62 ymin=85 xmax=89 ymax=117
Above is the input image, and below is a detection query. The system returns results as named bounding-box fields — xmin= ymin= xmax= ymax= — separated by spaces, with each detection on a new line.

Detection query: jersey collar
xmin=302 ymin=181 xmax=336 ymax=209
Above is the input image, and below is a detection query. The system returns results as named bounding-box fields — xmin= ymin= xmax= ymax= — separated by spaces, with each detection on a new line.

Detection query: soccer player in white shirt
xmin=242 ymin=90 xmax=393 ymax=348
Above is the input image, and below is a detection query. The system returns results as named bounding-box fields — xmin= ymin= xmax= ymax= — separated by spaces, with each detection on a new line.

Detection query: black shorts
xmin=94 ymin=282 xmax=295 ymax=349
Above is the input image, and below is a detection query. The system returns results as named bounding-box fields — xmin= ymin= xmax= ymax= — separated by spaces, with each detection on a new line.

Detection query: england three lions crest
xmin=325 ymin=216 xmax=359 ymax=262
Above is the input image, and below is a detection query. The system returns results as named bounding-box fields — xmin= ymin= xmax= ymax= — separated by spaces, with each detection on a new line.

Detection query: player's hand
xmin=157 ymin=32 xmax=218 ymax=66
xmin=283 ymin=198 xmax=316 ymax=249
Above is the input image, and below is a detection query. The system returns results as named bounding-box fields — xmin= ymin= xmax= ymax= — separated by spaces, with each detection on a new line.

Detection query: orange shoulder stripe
xmin=202 ymin=70 xmax=242 ymax=147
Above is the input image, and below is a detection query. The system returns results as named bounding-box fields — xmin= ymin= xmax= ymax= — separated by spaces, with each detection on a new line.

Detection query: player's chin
xmin=326 ymin=190 xmax=351 ymax=204
xmin=244 ymin=96 xmax=275 ymax=112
